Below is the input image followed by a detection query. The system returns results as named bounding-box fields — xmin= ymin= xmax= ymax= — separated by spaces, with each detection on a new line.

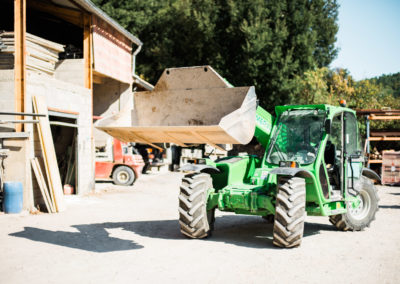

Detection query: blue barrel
xmin=3 ymin=182 xmax=23 ymax=214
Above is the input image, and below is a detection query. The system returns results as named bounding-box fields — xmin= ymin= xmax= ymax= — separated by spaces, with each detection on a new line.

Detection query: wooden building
xmin=0 ymin=0 xmax=152 ymax=211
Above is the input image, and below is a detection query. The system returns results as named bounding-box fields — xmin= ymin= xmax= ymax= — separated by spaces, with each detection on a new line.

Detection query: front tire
xmin=329 ymin=176 xmax=379 ymax=231
xmin=178 ymin=173 xmax=215 ymax=238
xmin=112 ymin=166 xmax=135 ymax=186
xmin=273 ymin=176 xmax=306 ymax=248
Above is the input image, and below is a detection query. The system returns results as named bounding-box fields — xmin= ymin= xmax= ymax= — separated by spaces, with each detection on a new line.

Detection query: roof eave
xmin=73 ymin=0 xmax=142 ymax=46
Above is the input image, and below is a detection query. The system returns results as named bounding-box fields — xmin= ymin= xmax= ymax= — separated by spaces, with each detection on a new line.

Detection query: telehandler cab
xmin=96 ymin=66 xmax=380 ymax=248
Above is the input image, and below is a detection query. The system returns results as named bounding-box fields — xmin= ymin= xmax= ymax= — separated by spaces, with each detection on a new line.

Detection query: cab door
xmin=344 ymin=112 xmax=363 ymax=195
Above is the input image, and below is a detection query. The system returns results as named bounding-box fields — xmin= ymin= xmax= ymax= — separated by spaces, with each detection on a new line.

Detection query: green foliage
xmin=92 ymin=0 xmax=339 ymax=111
xmin=290 ymin=67 xmax=400 ymax=109
xmin=369 ymin=72 xmax=400 ymax=98
xmin=290 ymin=67 xmax=400 ymax=136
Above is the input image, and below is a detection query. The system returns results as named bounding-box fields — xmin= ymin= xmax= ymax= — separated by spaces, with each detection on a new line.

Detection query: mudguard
xmin=362 ymin=168 xmax=381 ymax=183
xmin=269 ymin=167 xmax=314 ymax=178
xmin=179 ymin=164 xmax=220 ymax=174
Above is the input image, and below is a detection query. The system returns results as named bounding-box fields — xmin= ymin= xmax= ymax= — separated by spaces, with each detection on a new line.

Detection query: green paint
xmin=205 ymin=104 xmax=365 ymax=219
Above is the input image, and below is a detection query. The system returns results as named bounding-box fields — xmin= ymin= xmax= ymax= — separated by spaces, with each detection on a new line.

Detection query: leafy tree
xmin=369 ymin=72 xmax=400 ymax=98
xmin=290 ymin=67 xmax=329 ymax=104
xmin=92 ymin=0 xmax=339 ymax=111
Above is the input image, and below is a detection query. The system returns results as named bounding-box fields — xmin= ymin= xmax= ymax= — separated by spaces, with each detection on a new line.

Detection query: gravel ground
xmin=0 ymin=172 xmax=399 ymax=284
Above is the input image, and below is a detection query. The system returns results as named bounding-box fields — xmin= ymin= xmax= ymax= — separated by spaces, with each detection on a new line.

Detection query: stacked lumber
xmin=31 ymin=158 xmax=56 ymax=213
xmin=33 ymin=95 xmax=66 ymax=212
xmin=0 ymin=32 xmax=64 ymax=75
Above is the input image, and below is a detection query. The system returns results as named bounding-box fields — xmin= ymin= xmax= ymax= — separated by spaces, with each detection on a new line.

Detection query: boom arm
xmin=254 ymin=106 xmax=274 ymax=148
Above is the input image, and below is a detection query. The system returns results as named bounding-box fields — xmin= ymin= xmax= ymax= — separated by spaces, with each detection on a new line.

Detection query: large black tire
xmin=273 ymin=176 xmax=306 ymax=248
xmin=329 ymin=176 xmax=379 ymax=231
xmin=112 ymin=166 xmax=135 ymax=186
xmin=178 ymin=173 xmax=215 ymax=238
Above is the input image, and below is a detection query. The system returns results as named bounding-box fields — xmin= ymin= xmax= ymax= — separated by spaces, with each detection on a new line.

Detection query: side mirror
xmin=324 ymin=119 xmax=332 ymax=134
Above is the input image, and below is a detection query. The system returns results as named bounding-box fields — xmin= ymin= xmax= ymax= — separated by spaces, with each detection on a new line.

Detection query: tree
xmin=92 ymin=0 xmax=339 ymax=111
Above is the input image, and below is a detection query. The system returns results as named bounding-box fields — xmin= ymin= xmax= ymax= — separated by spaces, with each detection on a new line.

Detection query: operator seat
xmin=324 ymin=141 xmax=340 ymax=188
xmin=324 ymin=141 xmax=336 ymax=165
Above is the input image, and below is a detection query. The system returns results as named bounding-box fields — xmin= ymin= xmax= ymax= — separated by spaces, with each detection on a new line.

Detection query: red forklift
xmin=95 ymin=138 xmax=145 ymax=186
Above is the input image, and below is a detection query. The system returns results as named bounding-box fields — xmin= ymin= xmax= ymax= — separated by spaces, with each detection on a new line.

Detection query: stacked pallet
xmin=0 ymin=32 xmax=64 ymax=75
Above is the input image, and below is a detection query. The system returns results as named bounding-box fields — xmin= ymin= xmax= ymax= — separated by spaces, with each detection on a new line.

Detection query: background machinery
xmin=95 ymin=138 xmax=144 ymax=186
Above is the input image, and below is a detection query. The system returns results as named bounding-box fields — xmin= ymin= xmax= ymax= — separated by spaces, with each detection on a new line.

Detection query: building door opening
xmin=48 ymin=110 xmax=78 ymax=194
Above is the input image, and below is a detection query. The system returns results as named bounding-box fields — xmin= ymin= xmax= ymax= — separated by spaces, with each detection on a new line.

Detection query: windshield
xmin=266 ymin=109 xmax=326 ymax=165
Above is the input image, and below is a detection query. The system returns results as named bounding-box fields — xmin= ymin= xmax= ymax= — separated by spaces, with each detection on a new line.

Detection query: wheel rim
xmin=348 ymin=189 xmax=371 ymax=220
xmin=117 ymin=171 xmax=129 ymax=183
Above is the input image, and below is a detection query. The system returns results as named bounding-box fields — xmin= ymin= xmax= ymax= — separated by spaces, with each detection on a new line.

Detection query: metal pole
xmin=0 ymin=112 xmax=46 ymax=117
xmin=0 ymin=120 xmax=39 ymax=124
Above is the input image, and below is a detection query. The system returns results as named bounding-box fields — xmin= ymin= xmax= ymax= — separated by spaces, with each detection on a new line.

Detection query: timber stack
xmin=0 ymin=31 xmax=64 ymax=75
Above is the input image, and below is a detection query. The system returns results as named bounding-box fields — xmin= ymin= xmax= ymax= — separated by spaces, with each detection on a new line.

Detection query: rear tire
xmin=112 ymin=166 xmax=135 ymax=186
xmin=178 ymin=173 xmax=215 ymax=238
xmin=329 ymin=176 xmax=379 ymax=231
xmin=273 ymin=176 xmax=306 ymax=248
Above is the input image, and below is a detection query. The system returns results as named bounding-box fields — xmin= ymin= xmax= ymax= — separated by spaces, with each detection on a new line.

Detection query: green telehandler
xmin=96 ymin=66 xmax=380 ymax=248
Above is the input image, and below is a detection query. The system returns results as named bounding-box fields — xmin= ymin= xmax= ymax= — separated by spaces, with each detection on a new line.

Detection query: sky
xmin=330 ymin=0 xmax=400 ymax=80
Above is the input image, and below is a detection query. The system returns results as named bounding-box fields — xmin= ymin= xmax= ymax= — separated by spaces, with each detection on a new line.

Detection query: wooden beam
xmin=14 ymin=0 xmax=26 ymax=132
xmin=31 ymin=158 xmax=55 ymax=213
xmin=368 ymin=137 xmax=400 ymax=141
xmin=83 ymin=14 xmax=93 ymax=90
xmin=368 ymin=115 xmax=400 ymax=120
xmin=47 ymin=107 xmax=79 ymax=116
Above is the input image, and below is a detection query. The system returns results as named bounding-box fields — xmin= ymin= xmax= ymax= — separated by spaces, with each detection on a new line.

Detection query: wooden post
xmin=14 ymin=0 xmax=26 ymax=132
xmin=83 ymin=14 xmax=92 ymax=90
xmin=83 ymin=13 xmax=94 ymax=193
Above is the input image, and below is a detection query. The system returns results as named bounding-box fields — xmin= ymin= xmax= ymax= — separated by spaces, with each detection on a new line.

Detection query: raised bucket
xmin=3 ymin=181 xmax=23 ymax=214
xmin=95 ymin=66 xmax=257 ymax=147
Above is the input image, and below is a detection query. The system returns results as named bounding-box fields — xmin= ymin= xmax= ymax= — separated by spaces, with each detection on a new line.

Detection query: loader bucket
xmin=95 ymin=66 xmax=257 ymax=147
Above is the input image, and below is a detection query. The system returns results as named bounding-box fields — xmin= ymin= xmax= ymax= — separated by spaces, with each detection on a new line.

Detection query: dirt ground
xmin=1 ymin=172 xmax=399 ymax=284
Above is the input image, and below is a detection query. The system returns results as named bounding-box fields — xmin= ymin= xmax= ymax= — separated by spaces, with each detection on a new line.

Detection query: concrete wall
xmin=0 ymin=70 xmax=93 ymax=211
xmin=0 ymin=63 xmax=133 ymax=205
xmin=54 ymin=59 xmax=85 ymax=87
xmin=93 ymin=77 xmax=132 ymax=146
xmin=0 ymin=70 xmax=15 ymax=132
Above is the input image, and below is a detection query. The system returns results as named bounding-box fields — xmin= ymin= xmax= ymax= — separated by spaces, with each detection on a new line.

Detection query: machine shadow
xmin=10 ymin=215 xmax=336 ymax=252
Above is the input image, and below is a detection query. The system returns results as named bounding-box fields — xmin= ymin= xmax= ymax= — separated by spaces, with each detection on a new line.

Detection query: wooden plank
xmin=48 ymin=107 xmax=79 ymax=116
xmin=368 ymin=115 xmax=400 ymax=120
xmin=34 ymin=158 xmax=56 ymax=213
xmin=368 ymin=160 xmax=383 ymax=164
xmin=14 ymin=0 xmax=26 ymax=132
xmin=33 ymin=95 xmax=66 ymax=212
xmin=370 ymin=131 xmax=400 ymax=137
xmin=30 ymin=158 xmax=54 ymax=213
xmin=32 ymin=101 xmax=57 ymax=212
xmin=368 ymin=137 xmax=400 ymax=141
